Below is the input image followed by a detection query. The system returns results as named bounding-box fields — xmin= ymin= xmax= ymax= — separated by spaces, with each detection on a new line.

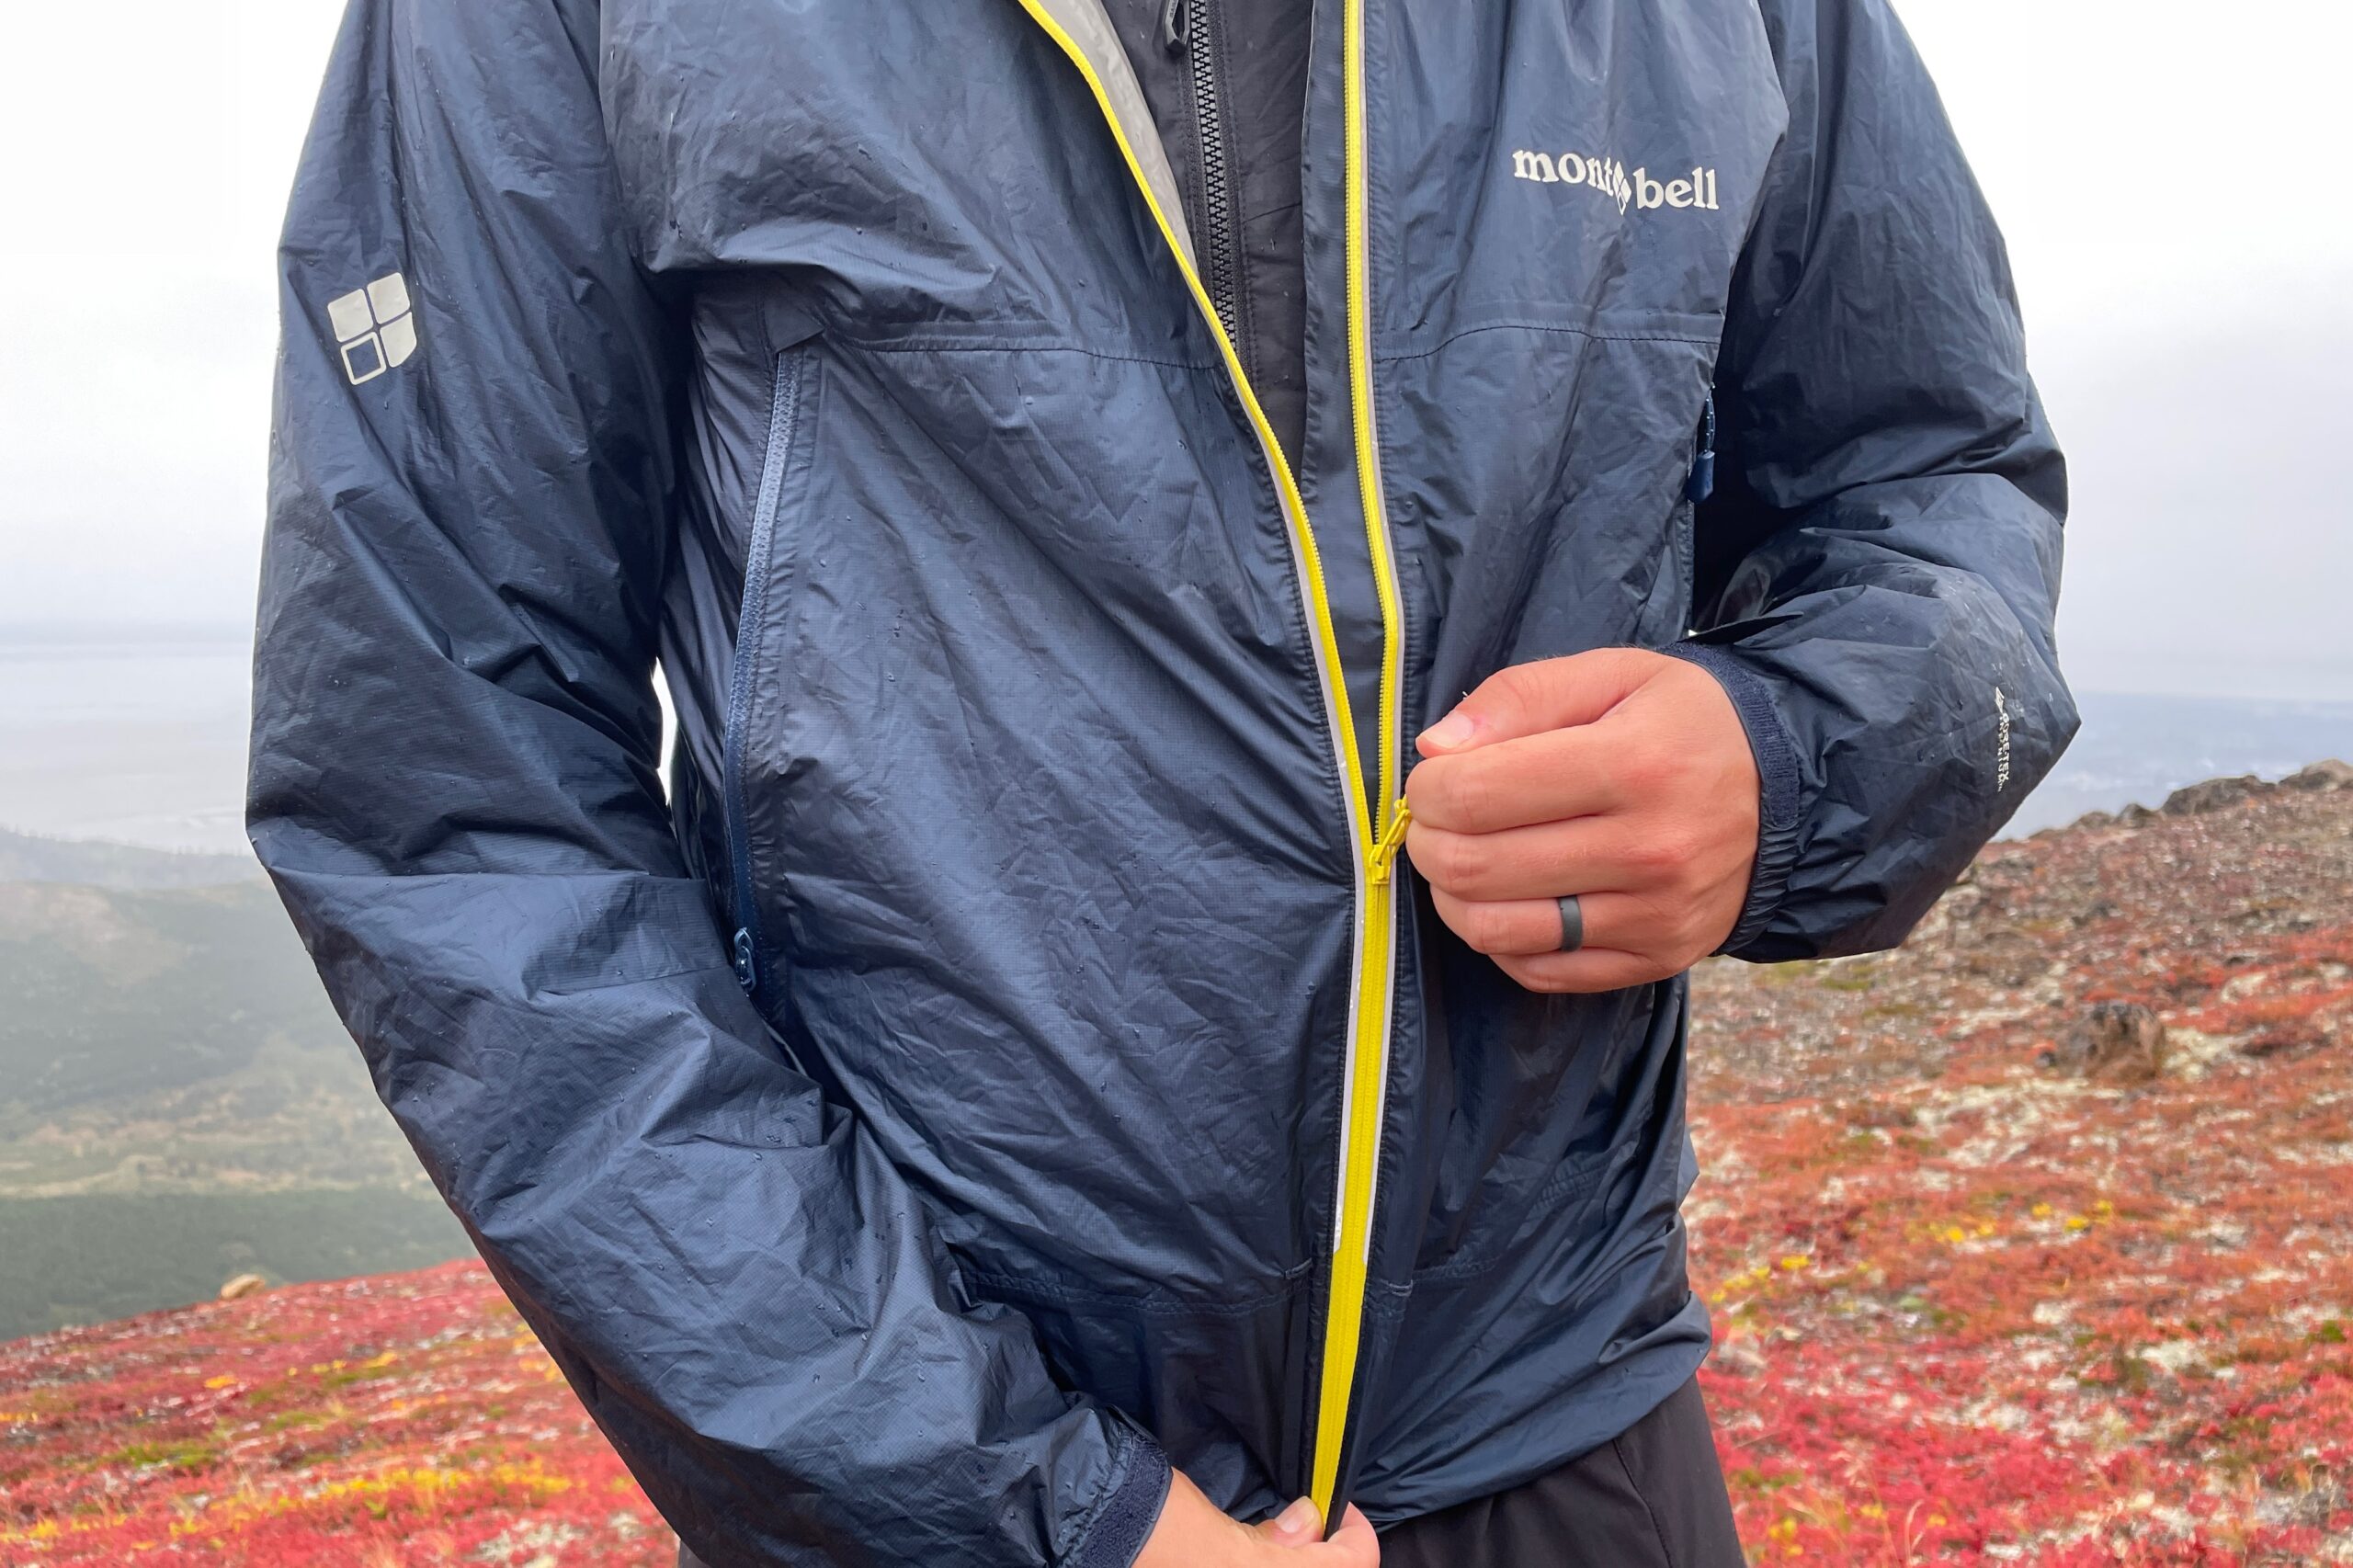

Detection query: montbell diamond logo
xmin=1511 ymin=150 xmax=1720 ymax=215
xmin=325 ymin=272 xmax=419 ymax=385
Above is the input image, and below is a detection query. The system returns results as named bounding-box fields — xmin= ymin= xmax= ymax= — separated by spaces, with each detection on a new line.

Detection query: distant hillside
xmin=0 ymin=1190 xmax=463 ymax=1342
xmin=5 ymin=766 xmax=2350 ymax=1565
xmin=0 ymin=842 xmax=466 ymax=1340
xmin=0 ymin=827 xmax=258 ymax=889
xmin=0 ymin=877 xmax=340 ymax=1119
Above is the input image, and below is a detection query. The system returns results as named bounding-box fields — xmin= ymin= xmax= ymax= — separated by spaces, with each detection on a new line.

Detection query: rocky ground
xmin=1688 ymin=761 xmax=2353 ymax=1563
xmin=3 ymin=766 xmax=2349 ymax=1565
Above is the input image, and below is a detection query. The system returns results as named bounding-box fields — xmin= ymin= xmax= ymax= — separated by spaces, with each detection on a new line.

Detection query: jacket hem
xmin=1353 ymin=1299 xmax=1715 ymax=1526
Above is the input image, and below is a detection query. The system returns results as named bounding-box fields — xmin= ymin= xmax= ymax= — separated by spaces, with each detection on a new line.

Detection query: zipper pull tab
xmin=1685 ymin=389 xmax=1717 ymax=505
xmin=1162 ymin=0 xmax=1187 ymax=48
xmin=732 ymin=926 xmax=758 ymax=993
xmin=1368 ymin=800 xmax=1413 ymax=885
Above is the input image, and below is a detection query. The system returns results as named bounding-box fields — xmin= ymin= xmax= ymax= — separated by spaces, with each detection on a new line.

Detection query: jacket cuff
xmin=1663 ymin=642 xmax=1802 ymax=956
xmin=1064 ymin=1418 xmax=1172 ymax=1568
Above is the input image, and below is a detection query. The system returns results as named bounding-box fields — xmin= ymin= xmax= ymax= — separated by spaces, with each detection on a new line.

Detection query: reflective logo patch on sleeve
xmin=326 ymin=272 xmax=418 ymax=385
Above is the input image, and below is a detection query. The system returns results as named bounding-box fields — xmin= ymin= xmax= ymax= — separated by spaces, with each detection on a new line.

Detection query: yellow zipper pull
xmin=1368 ymin=799 xmax=1413 ymax=885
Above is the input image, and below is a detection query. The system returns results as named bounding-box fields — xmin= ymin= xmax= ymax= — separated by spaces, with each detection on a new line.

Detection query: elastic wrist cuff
xmin=1067 ymin=1421 xmax=1172 ymax=1568
xmin=1663 ymin=641 xmax=1802 ymax=954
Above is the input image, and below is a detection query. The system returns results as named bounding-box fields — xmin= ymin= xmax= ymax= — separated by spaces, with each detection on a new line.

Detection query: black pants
xmin=1377 ymin=1378 xmax=1744 ymax=1568
xmin=679 ymin=1378 xmax=1743 ymax=1567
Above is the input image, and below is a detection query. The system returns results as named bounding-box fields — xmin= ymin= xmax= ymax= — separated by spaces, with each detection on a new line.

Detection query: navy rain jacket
xmin=250 ymin=0 xmax=2074 ymax=1562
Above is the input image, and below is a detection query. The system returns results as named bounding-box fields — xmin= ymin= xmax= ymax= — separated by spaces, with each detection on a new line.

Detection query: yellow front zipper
xmin=1011 ymin=0 xmax=1408 ymax=1530
xmin=1310 ymin=0 xmax=1411 ymax=1524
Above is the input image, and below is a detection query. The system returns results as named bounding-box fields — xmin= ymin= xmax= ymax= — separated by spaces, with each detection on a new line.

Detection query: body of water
xmin=2003 ymin=690 xmax=2353 ymax=835
xmin=2 ymin=631 xmax=2347 ymax=852
xmin=0 ymin=633 xmax=253 ymax=854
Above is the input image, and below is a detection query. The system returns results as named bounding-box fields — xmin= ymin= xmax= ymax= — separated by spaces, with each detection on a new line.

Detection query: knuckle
xmin=1625 ymin=892 xmax=1676 ymax=939
xmin=1409 ymin=762 xmax=1456 ymax=825
xmin=1448 ymin=762 xmax=1501 ymax=830
xmin=1660 ymin=829 xmax=1709 ymax=875
xmin=1404 ymin=827 xmax=1451 ymax=886
xmin=1410 ymin=758 xmax=1484 ymax=831
xmin=1404 ymin=760 xmax=1438 ymax=815
xmin=1425 ymin=831 xmax=1487 ymax=892
xmin=1439 ymin=828 xmax=1496 ymax=890
xmin=1659 ymin=860 xmax=1712 ymax=907
xmin=1479 ymin=663 xmax=1535 ymax=703
xmin=1501 ymin=956 xmax=1572 ymax=994
xmin=1626 ymin=832 xmax=1688 ymax=878
xmin=1472 ymin=670 xmax=1531 ymax=729
xmin=1463 ymin=903 xmax=1518 ymax=955
xmin=1618 ymin=745 xmax=1677 ymax=793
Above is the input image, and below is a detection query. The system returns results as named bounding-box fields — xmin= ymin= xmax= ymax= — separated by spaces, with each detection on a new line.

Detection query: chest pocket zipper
xmin=1686 ymin=388 xmax=1717 ymax=505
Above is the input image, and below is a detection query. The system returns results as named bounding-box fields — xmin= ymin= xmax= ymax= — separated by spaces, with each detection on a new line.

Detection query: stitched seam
xmin=835 ymin=335 xmax=1217 ymax=370
xmin=1408 ymin=1178 xmax=1679 ymax=1292
xmin=1054 ymin=1421 xmax=1136 ymax=1565
xmin=1408 ymin=1139 xmax=1636 ymax=1287
xmin=833 ymin=322 xmax=1712 ymax=366
xmin=1374 ymin=319 xmax=1717 ymax=365
xmin=961 ymin=1259 xmax=1315 ymax=1316
xmin=1067 ymin=1425 xmax=1170 ymax=1568
xmin=1612 ymin=1433 xmax=1682 ymax=1568
xmin=535 ymin=959 xmax=737 ymax=998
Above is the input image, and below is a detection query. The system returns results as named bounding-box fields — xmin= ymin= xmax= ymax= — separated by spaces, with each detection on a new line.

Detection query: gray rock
xmin=2045 ymin=1002 xmax=2170 ymax=1083
xmin=219 ymin=1272 xmax=268 ymax=1301
xmin=2163 ymin=775 xmax=2265 ymax=816
xmin=2282 ymin=759 xmax=2353 ymax=791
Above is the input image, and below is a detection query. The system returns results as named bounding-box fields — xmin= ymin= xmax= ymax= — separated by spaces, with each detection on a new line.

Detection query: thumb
xmin=1256 ymin=1496 xmax=1322 ymax=1546
xmin=1417 ymin=649 xmax=1654 ymax=756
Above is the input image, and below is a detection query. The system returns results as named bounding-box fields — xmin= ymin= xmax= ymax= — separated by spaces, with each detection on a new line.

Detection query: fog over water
xmin=0 ymin=635 xmax=253 ymax=854
xmin=4 ymin=630 xmax=2347 ymax=858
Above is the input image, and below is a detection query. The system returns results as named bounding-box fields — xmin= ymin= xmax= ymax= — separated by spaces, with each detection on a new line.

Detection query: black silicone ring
xmin=1556 ymin=894 xmax=1585 ymax=954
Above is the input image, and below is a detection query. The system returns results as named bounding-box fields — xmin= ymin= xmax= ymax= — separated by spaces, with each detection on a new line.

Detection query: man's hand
xmin=1135 ymin=1471 xmax=1380 ymax=1567
xmin=1404 ymin=649 xmax=1760 ymax=993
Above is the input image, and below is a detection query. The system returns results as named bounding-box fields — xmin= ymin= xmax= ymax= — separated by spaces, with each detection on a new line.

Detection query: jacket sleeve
xmin=247 ymin=3 xmax=1171 ymax=1563
xmin=1672 ymin=0 xmax=2078 ymax=963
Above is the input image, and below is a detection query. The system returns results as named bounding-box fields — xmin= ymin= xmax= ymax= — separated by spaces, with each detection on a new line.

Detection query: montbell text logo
xmin=1511 ymin=150 xmax=1720 ymax=214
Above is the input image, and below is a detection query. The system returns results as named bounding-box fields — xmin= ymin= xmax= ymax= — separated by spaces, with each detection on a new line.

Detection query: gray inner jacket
xmin=1101 ymin=0 xmax=1314 ymax=466
xmin=248 ymin=1 xmax=2076 ymax=1565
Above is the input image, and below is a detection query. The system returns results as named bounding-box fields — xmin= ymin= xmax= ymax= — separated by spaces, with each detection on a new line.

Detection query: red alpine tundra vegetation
xmin=5 ymin=766 xmax=2350 ymax=1563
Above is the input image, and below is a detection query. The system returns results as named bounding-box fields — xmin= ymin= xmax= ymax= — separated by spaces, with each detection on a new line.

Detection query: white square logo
xmin=327 ymin=271 xmax=419 ymax=385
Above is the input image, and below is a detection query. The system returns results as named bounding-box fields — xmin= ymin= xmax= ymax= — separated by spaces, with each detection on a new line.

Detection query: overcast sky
xmin=0 ymin=1 xmax=2346 ymax=699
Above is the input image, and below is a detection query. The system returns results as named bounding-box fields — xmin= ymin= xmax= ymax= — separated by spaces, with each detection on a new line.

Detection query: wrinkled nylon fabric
xmin=250 ymin=0 xmax=2075 ymax=1564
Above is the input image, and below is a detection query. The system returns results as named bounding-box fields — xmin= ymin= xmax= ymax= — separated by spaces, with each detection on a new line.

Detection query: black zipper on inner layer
xmin=1164 ymin=0 xmax=1245 ymax=351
